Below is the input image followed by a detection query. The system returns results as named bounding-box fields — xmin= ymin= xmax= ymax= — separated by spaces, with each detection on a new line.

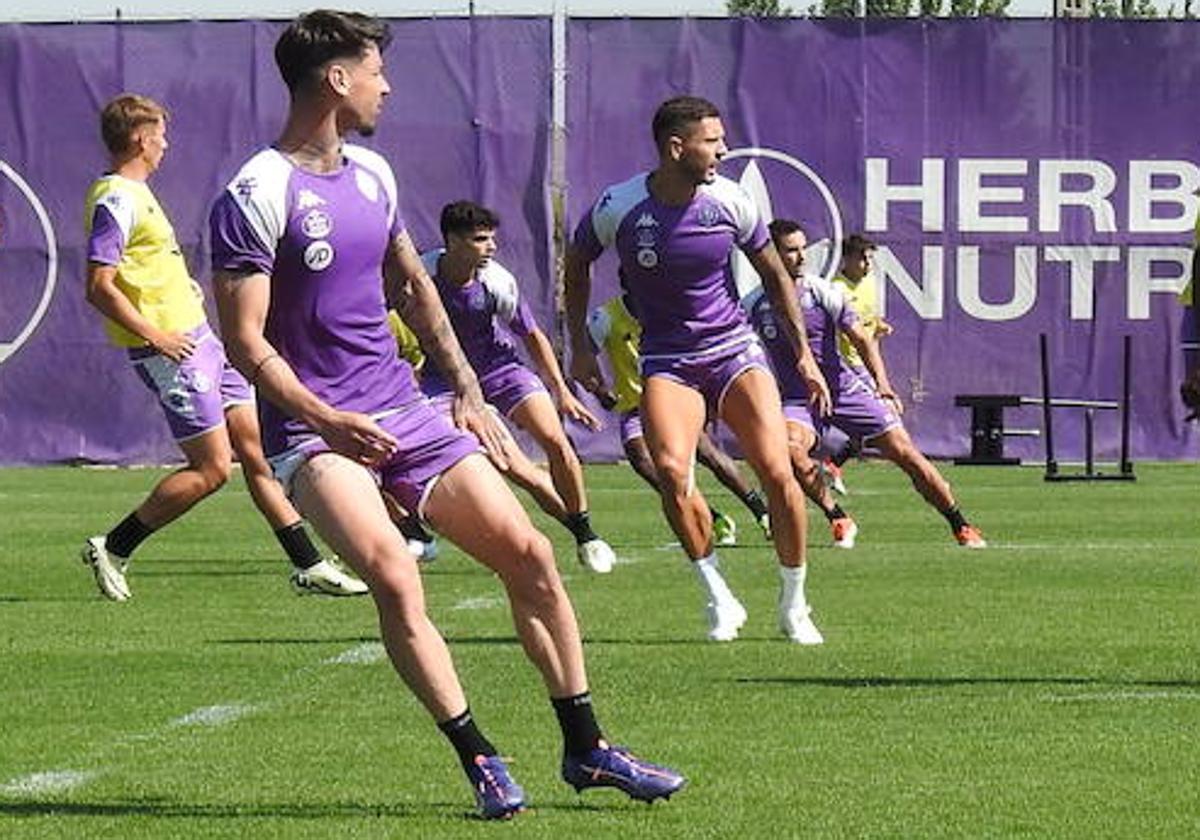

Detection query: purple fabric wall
xmin=1 ymin=18 xmax=1195 ymax=464
xmin=0 ymin=18 xmax=552 ymax=464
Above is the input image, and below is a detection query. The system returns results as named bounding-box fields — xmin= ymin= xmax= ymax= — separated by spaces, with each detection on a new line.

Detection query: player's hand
xmin=318 ymin=410 xmax=399 ymax=467
xmin=570 ymin=350 xmax=607 ymax=397
xmin=797 ymin=354 xmax=831 ymax=417
xmin=153 ymin=330 xmax=196 ymax=363
xmin=1181 ymin=367 xmax=1200 ymax=421
xmin=876 ymin=319 xmax=895 ymax=338
xmin=452 ymin=388 xmax=509 ymax=470
xmin=878 ymin=387 xmax=905 ymax=416
xmin=556 ymin=387 xmax=603 ymax=431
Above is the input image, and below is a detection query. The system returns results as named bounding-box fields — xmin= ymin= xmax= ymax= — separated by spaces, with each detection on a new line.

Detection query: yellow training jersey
xmin=831 ymin=272 xmax=881 ymax=368
xmin=83 ymin=175 xmax=206 ymax=347
xmin=387 ymin=309 xmax=426 ymax=370
xmin=587 ymin=296 xmax=642 ymax=414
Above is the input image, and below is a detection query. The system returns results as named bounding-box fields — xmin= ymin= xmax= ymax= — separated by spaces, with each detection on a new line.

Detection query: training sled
xmin=955 ymin=334 xmax=1135 ymax=482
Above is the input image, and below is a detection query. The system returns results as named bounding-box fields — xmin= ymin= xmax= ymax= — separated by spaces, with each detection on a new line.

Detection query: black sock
xmin=552 ymin=692 xmax=604 ymax=758
xmin=942 ymin=506 xmax=968 ymax=532
xmin=832 ymin=438 xmax=859 ymax=467
xmin=106 ymin=512 xmax=155 ymax=559
xmin=823 ymin=504 xmax=847 ymax=522
xmin=742 ymin=490 xmax=769 ymax=520
xmin=709 ymin=505 xmax=725 ymax=521
xmin=562 ymin=511 xmax=599 ymax=546
xmin=274 ymin=522 xmax=321 ymax=570
xmin=397 ymin=516 xmax=434 ymax=543
xmin=437 ymin=708 xmax=497 ymax=771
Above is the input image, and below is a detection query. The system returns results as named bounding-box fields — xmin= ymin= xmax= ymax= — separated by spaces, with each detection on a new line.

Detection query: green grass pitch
xmin=0 ymin=461 xmax=1197 ymax=838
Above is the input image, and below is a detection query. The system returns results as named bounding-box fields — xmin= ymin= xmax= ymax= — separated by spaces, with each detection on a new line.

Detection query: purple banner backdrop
xmin=567 ymin=18 xmax=1199 ymax=462
xmin=0 ymin=18 xmax=552 ymax=464
xmin=2 ymin=19 xmax=1197 ymax=465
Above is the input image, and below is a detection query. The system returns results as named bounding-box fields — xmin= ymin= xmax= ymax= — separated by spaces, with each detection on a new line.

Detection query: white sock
xmin=692 ymin=553 xmax=735 ymax=604
xmin=778 ymin=563 xmax=808 ymax=614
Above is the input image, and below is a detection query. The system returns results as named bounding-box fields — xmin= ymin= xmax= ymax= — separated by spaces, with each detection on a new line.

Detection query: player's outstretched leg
xmin=643 ymin=377 xmax=746 ymax=642
xmin=695 ymin=429 xmax=771 ymax=541
xmin=293 ymin=453 xmax=526 ymax=819
xmin=226 ymin=404 xmax=367 ymax=595
xmin=510 ymin=393 xmax=615 ymax=574
xmin=722 ymin=371 xmax=823 ymax=645
xmin=428 ymin=454 xmax=685 ymax=803
xmin=783 ymin=418 xmax=858 ymax=549
xmin=81 ymin=426 xmax=232 ymax=601
xmin=872 ymin=428 xmax=986 ymax=548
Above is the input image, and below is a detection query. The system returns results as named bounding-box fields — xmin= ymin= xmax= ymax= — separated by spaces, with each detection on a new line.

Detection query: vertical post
xmin=1084 ymin=408 xmax=1095 ymax=477
xmin=1040 ymin=333 xmax=1058 ymax=479
xmin=1120 ymin=333 xmax=1133 ymax=476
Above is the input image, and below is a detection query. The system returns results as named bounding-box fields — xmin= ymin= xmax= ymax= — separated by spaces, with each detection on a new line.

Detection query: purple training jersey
xmin=209 ymin=145 xmax=422 ymax=456
xmin=418 ymin=249 xmax=538 ymax=394
xmin=745 ymin=275 xmax=861 ymax=401
xmin=573 ymin=172 xmax=769 ymax=359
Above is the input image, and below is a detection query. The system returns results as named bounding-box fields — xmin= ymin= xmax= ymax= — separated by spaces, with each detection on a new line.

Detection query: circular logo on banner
xmin=0 ymin=159 xmax=58 ymax=368
xmin=723 ymin=147 xmax=845 ymax=297
xmin=304 ymin=240 xmax=334 ymax=271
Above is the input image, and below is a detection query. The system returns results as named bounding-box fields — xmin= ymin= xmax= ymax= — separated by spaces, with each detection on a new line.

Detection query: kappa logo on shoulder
xmin=635 ymin=212 xmax=658 ymax=228
xmin=235 ymin=177 xmax=256 ymax=201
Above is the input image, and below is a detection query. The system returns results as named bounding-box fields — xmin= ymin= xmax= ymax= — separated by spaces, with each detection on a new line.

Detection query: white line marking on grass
xmin=452 ymin=595 xmax=504 ymax=611
xmin=1 ymin=770 xmax=96 ymax=796
xmin=1044 ymin=691 xmax=1200 ymax=703
xmin=169 ymin=703 xmax=258 ymax=728
xmin=323 ymin=642 xmax=387 ymax=665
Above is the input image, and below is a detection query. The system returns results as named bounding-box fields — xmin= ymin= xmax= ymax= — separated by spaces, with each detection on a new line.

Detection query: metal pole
xmin=1084 ymin=408 xmax=1095 ymax=477
xmin=1040 ymin=333 xmax=1058 ymax=479
xmin=1120 ymin=334 xmax=1133 ymax=476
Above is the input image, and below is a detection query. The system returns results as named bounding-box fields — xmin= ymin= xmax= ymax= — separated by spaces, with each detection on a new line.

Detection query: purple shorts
xmin=128 ymin=323 xmax=252 ymax=442
xmin=269 ymin=399 xmax=481 ymax=517
xmin=782 ymin=368 xmax=901 ymax=443
xmin=618 ymin=410 xmax=644 ymax=445
xmin=478 ymin=362 xmax=547 ymax=417
xmin=641 ymin=337 xmax=771 ymax=419
xmin=424 ymin=362 xmax=547 ymax=419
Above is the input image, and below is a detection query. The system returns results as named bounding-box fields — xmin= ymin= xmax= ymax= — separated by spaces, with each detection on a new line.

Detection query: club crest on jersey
xmin=301 ymin=208 xmax=332 ymax=239
xmin=637 ymin=247 xmax=658 ymax=269
xmin=355 ymin=169 xmax=379 ymax=202
xmin=697 ymin=204 xmax=721 ymax=227
xmin=304 ymin=240 xmax=334 ymax=271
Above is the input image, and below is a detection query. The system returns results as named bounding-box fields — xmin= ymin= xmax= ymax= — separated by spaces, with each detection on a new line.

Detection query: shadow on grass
xmin=211 ymin=635 xmax=526 ymax=647
xmin=0 ymin=796 xmax=608 ymax=820
xmin=736 ymin=675 xmax=1200 ymax=690
xmin=211 ymin=634 xmax=711 ymax=647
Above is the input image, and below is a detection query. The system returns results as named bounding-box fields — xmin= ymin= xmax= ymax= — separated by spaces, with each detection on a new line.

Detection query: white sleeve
xmin=480 ymin=259 xmax=521 ymax=322
xmin=587 ymin=306 xmax=612 ymax=350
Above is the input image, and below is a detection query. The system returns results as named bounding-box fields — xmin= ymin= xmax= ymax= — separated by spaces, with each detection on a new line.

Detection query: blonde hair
xmin=99 ymin=93 xmax=168 ymax=156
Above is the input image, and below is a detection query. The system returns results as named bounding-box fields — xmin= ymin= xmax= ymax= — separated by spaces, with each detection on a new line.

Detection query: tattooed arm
xmin=383 ymin=232 xmax=508 ymax=463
